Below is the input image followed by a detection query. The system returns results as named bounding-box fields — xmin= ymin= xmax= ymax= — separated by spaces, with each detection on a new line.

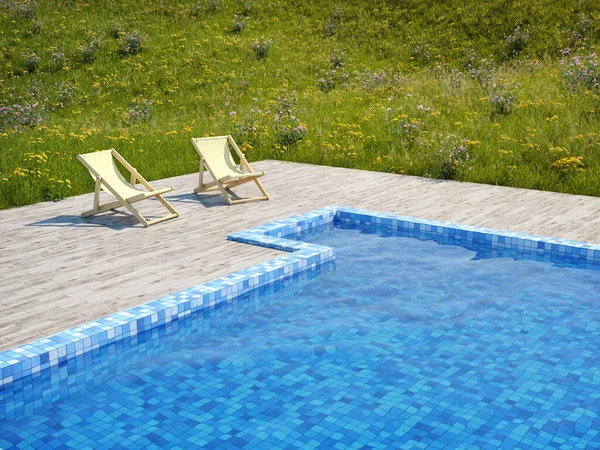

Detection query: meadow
xmin=1 ymin=0 xmax=600 ymax=209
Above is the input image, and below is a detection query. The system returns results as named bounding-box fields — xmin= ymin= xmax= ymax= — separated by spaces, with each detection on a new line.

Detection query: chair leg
xmin=81 ymin=199 xmax=124 ymax=217
xmin=80 ymin=174 xmax=177 ymax=227
xmin=81 ymin=180 xmax=147 ymax=225
xmin=228 ymin=197 xmax=270 ymax=205
xmin=195 ymin=158 xmax=223 ymax=194
xmin=254 ymin=178 xmax=270 ymax=200
xmin=82 ymin=177 xmax=105 ymax=217
xmin=155 ymin=194 xmax=179 ymax=217
xmin=145 ymin=213 xmax=179 ymax=227
xmin=193 ymin=160 xmax=269 ymax=204
xmin=193 ymin=180 xmax=218 ymax=193
xmin=223 ymin=177 xmax=270 ymax=202
xmin=93 ymin=177 xmax=101 ymax=210
xmin=216 ymin=183 xmax=234 ymax=205
xmin=121 ymin=202 xmax=150 ymax=227
xmin=198 ymin=158 xmax=204 ymax=191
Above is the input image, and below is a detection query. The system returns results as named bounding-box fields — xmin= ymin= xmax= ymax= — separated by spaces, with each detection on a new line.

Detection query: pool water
xmin=2 ymin=224 xmax=600 ymax=449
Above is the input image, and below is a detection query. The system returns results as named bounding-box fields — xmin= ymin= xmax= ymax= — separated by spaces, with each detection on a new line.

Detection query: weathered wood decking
xmin=2 ymin=160 xmax=600 ymax=352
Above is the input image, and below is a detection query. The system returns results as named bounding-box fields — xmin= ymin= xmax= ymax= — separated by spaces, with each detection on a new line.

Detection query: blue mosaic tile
xmin=2 ymin=205 xmax=600 ymax=449
xmin=0 ymin=209 xmax=337 ymax=421
xmin=331 ymin=206 xmax=600 ymax=270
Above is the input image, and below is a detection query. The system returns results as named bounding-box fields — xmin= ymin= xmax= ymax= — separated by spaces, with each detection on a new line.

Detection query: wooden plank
xmin=1 ymin=160 xmax=600 ymax=351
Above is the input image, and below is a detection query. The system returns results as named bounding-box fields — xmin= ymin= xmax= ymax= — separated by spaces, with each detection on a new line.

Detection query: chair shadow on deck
xmin=25 ymin=212 xmax=141 ymax=230
xmin=24 ymin=191 xmax=238 ymax=229
xmin=166 ymin=191 xmax=242 ymax=208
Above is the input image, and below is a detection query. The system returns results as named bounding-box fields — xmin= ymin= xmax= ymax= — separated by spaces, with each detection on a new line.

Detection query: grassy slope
xmin=1 ymin=0 xmax=600 ymax=208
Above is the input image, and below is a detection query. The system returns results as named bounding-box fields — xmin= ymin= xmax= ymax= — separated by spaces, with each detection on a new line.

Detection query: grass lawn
xmin=1 ymin=0 xmax=600 ymax=208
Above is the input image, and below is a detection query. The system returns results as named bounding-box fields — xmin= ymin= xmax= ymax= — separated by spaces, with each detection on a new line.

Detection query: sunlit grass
xmin=1 ymin=0 xmax=600 ymax=209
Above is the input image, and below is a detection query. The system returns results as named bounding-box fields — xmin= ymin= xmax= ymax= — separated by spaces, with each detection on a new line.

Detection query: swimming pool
xmin=2 ymin=207 xmax=600 ymax=448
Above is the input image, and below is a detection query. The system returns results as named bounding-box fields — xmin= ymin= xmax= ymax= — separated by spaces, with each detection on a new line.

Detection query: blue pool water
xmin=2 ymin=223 xmax=600 ymax=449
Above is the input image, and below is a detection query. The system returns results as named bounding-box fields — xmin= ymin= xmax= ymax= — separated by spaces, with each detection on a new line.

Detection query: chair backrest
xmin=192 ymin=136 xmax=240 ymax=179
xmin=78 ymin=149 xmax=141 ymax=198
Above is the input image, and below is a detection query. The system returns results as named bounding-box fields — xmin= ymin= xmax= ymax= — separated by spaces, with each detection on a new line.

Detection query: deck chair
xmin=77 ymin=149 xmax=179 ymax=227
xmin=191 ymin=135 xmax=269 ymax=205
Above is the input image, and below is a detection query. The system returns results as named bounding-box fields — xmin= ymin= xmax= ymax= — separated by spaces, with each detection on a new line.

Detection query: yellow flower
xmin=551 ymin=156 xmax=585 ymax=173
xmin=549 ymin=146 xmax=568 ymax=153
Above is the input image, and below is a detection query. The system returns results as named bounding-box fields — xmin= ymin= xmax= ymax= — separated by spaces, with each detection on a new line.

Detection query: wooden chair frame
xmin=77 ymin=149 xmax=179 ymax=227
xmin=191 ymin=135 xmax=269 ymax=205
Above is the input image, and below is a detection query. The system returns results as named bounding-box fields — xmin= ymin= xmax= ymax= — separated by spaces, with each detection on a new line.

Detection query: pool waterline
xmin=2 ymin=206 xmax=600 ymax=424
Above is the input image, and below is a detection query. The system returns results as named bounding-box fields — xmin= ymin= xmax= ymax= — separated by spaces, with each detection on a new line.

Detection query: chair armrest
xmin=128 ymin=185 xmax=174 ymax=202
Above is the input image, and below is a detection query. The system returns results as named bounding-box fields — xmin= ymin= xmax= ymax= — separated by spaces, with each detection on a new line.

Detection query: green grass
xmin=2 ymin=0 xmax=600 ymax=209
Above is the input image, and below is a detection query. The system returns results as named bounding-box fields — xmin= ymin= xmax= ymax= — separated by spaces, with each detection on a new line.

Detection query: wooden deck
xmin=2 ymin=160 xmax=600 ymax=352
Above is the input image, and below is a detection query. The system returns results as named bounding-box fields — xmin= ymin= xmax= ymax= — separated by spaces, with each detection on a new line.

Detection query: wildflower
xmin=21 ymin=50 xmax=40 ymax=72
xmin=48 ymin=50 xmax=67 ymax=72
xmin=356 ymin=69 xmax=404 ymax=91
xmin=0 ymin=102 xmax=44 ymax=132
xmin=14 ymin=0 xmax=38 ymax=19
xmin=505 ymin=25 xmax=530 ymax=58
xmin=324 ymin=5 xmax=344 ymax=37
xmin=127 ymin=97 xmax=153 ymax=123
xmin=252 ymin=37 xmax=272 ymax=59
xmin=551 ymin=156 xmax=585 ymax=174
xmin=488 ymin=82 xmax=518 ymax=115
xmin=119 ymin=30 xmax=145 ymax=56
xmin=561 ymin=52 xmax=600 ymax=90
xmin=436 ymin=134 xmax=471 ymax=180
xmin=272 ymin=90 xmax=307 ymax=145
xmin=230 ymin=15 xmax=247 ymax=33
xmin=80 ymin=35 xmax=101 ymax=63
xmin=110 ymin=21 xmax=124 ymax=39
xmin=229 ymin=111 xmax=237 ymax=116
xmin=328 ymin=49 xmax=346 ymax=69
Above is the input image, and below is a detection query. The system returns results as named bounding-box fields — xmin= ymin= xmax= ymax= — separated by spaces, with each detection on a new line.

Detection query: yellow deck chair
xmin=191 ymin=135 xmax=269 ymax=205
xmin=77 ymin=149 xmax=179 ymax=227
